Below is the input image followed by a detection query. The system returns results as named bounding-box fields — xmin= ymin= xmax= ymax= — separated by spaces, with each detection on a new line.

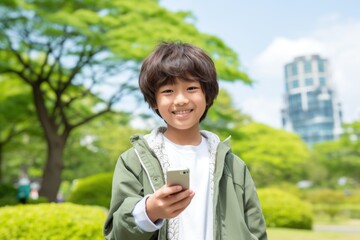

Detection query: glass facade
xmin=305 ymin=78 xmax=313 ymax=86
xmin=281 ymin=55 xmax=342 ymax=146
xmin=304 ymin=59 xmax=312 ymax=73
xmin=319 ymin=77 xmax=326 ymax=86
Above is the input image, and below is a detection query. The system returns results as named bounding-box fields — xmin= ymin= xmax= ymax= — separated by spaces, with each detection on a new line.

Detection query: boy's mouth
xmin=172 ymin=109 xmax=193 ymax=115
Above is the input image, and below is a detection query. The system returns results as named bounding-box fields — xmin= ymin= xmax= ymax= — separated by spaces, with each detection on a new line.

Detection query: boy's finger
xmin=168 ymin=192 xmax=195 ymax=216
xmin=156 ymin=185 xmax=182 ymax=198
xmin=167 ymin=189 xmax=194 ymax=205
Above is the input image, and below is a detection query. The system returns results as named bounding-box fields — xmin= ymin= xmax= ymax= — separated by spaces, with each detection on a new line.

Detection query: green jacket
xmin=104 ymin=132 xmax=267 ymax=240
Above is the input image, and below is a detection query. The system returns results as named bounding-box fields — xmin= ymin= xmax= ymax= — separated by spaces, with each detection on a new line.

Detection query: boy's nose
xmin=174 ymin=93 xmax=189 ymax=105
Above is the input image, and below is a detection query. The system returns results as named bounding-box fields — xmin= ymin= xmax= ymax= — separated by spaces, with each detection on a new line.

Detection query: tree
xmin=0 ymin=78 xmax=37 ymax=183
xmin=62 ymin=113 xmax=140 ymax=181
xmin=201 ymin=89 xmax=251 ymax=139
xmin=0 ymin=0 xmax=251 ymax=201
xmin=232 ymin=123 xmax=310 ymax=187
xmin=312 ymin=121 xmax=360 ymax=186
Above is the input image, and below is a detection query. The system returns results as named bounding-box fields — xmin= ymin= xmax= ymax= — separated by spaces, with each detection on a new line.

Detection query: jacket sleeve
xmin=243 ymin=165 xmax=268 ymax=240
xmin=103 ymin=150 xmax=157 ymax=240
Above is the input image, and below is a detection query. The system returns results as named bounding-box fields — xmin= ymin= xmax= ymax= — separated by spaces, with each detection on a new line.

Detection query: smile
xmin=172 ymin=109 xmax=193 ymax=115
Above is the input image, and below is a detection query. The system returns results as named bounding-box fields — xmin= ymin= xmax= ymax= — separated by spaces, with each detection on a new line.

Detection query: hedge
xmin=258 ymin=188 xmax=313 ymax=229
xmin=342 ymin=204 xmax=360 ymax=219
xmin=0 ymin=183 xmax=17 ymax=207
xmin=0 ymin=203 xmax=107 ymax=239
xmin=68 ymin=172 xmax=113 ymax=208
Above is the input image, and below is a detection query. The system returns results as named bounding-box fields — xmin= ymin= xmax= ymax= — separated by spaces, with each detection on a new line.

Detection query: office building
xmin=281 ymin=55 xmax=342 ymax=145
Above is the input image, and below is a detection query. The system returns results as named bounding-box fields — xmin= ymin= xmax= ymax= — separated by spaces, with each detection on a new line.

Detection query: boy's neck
xmin=163 ymin=126 xmax=202 ymax=146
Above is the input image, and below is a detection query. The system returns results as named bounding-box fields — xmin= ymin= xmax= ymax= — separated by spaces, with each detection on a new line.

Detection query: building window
xmin=319 ymin=77 xmax=326 ymax=86
xmin=305 ymin=78 xmax=313 ymax=86
xmin=304 ymin=60 xmax=312 ymax=73
xmin=318 ymin=60 xmax=326 ymax=72
xmin=289 ymin=93 xmax=301 ymax=109
xmin=292 ymin=79 xmax=299 ymax=88
xmin=291 ymin=63 xmax=298 ymax=75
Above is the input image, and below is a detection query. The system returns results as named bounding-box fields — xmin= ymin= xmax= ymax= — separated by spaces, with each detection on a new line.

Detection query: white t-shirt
xmin=164 ymin=136 xmax=213 ymax=240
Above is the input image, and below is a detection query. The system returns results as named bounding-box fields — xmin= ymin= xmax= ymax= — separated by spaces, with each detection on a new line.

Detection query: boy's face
xmin=155 ymin=78 xmax=206 ymax=133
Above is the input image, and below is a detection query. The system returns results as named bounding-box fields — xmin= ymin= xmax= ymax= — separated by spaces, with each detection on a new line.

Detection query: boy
xmin=104 ymin=41 xmax=267 ymax=240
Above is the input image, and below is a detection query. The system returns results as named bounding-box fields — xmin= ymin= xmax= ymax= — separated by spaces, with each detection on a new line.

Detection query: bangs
xmin=154 ymin=52 xmax=206 ymax=88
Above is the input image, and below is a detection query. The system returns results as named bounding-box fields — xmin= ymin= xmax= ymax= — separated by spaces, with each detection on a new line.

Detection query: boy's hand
xmin=146 ymin=185 xmax=195 ymax=222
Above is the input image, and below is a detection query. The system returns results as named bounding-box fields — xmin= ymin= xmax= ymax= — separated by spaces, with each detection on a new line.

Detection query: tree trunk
xmin=38 ymin=135 xmax=65 ymax=202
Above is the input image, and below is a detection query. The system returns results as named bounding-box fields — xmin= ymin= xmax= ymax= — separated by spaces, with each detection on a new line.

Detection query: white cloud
xmin=239 ymin=16 xmax=360 ymax=127
xmin=241 ymin=96 xmax=282 ymax=128
xmin=253 ymin=37 xmax=326 ymax=79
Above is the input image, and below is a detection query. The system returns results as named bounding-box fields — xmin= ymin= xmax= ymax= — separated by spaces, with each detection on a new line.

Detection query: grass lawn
xmin=268 ymin=227 xmax=360 ymax=240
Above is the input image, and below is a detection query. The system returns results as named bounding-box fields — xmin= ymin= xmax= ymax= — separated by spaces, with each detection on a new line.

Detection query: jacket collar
xmin=143 ymin=126 xmax=222 ymax=152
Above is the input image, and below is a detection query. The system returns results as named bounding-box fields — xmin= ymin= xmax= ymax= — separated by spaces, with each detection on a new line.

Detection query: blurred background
xmin=0 ymin=0 xmax=359 ymax=239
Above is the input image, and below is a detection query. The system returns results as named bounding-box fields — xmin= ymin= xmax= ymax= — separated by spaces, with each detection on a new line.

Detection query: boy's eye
xmin=161 ymin=89 xmax=173 ymax=94
xmin=188 ymin=86 xmax=200 ymax=91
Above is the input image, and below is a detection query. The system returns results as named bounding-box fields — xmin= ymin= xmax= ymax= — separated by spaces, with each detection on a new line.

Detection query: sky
xmin=160 ymin=0 xmax=360 ymax=128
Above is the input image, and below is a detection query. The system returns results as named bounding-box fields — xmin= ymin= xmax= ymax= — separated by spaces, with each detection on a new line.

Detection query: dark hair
xmin=139 ymin=41 xmax=219 ymax=122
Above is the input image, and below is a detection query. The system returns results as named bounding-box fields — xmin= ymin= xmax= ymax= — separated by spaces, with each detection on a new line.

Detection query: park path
xmin=314 ymin=220 xmax=360 ymax=234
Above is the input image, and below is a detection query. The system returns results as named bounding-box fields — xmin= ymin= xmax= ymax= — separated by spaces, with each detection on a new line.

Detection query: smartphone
xmin=166 ymin=168 xmax=190 ymax=190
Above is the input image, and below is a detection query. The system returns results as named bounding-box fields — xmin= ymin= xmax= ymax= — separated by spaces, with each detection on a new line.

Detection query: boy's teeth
xmin=174 ymin=110 xmax=190 ymax=114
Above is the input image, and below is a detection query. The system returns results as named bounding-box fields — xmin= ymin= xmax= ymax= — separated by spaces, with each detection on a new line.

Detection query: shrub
xmin=0 ymin=183 xmax=48 ymax=206
xmin=0 ymin=183 xmax=17 ymax=207
xmin=344 ymin=189 xmax=360 ymax=204
xmin=68 ymin=172 xmax=113 ymax=208
xmin=304 ymin=188 xmax=345 ymax=204
xmin=303 ymin=188 xmax=346 ymax=220
xmin=258 ymin=188 xmax=313 ymax=229
xmin=341 ymin=204 xmax=360 ymax=219
xmin=0 ymin=203 xmax=107 ymax=239
xmin=313 ymin=204 xmax=342 ymax=221
xmin=28 ymin=196 xmax=48 ymax=204
xmin=0 ymin=196 xmax=18 ymax=207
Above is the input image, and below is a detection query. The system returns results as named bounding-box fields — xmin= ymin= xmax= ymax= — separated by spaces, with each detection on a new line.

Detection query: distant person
xmin=29 ymin=182 xmax=39 ymax=200
xmin=104 ymin=41 xmax=267 ymax=239
xmin=17 ymin=176 xmax=31 ymax=204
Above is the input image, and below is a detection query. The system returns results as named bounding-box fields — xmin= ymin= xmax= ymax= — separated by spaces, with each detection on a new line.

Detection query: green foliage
xmin=0 ymin=183 xmax=17 ymax=206
xmin=62 ymin=116 xmax=140 ymax=181
xmin=303 ymin=188 xmax=346 ymax=221
xmin=201 ymin=89 xmax=251 ymax=139
xmin=28 ymin=197 xmax=48 ymax=204
xmin=0 ymin=183 xmax=16 ymax=197
xmin=341 ymin=204 xmax=360 ymax=219
xmin=258 ymin=188 xmax=313 ymax=229
xmin=0 ymin=78 xmax=41 ymax=182
xmin=304 ymin=189 xmax=345 ymax=205
xmin=313 ymin=204 xmax=342 ymax=221
xmin=68 ymin=172 xmax=113 ymax=208
xmin=267 ymin=182 xmax=304 ymax=198
xmin=0 ymin=203 xmax=106 ymax=239
xmin=0 ymin=78 xmax=34 ymax=131
xmin=344 ymin=188 xmax=360 ymax=204
xmin=301 ymin=188 xmax=360 ymax=220
xmin=0 ymin=196 xmax=17 ymax=207
xmin=311 ymin=121 xmax=360 ymax=186
xmin=2 ymin=132 xmax=46 ymax=183
xmin=233 ymin=123 xmax=310 ymax=187
xmin=0 ymin=183 xmax=48 ymax=206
